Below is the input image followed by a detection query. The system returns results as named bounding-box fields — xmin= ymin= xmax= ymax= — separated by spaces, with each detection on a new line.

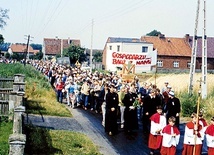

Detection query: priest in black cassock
xmin=123 ymin=84 xmax=139 ymax=133
xmin=105 ymin=84 xmax=119 ymax=135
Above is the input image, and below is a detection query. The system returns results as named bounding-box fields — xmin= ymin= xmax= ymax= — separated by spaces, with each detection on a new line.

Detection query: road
xmin=24 ymin=106 xmax=208 ymax=155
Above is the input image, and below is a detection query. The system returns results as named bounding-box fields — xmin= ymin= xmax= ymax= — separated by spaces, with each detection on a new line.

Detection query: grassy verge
xmin=0 ymin=63 xmax=100 ymax=154
xmin=0 ymin=63 xmax=71 ymax=117
xmin=0 ymin=121 xmax=13 ymax=155
xmin=24 ymin=124 xmax=100 ymax=155
xmin=25 ymin=78 xmax=72 ymax=117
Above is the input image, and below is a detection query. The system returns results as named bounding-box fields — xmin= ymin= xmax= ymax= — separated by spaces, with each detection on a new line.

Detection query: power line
xmin=34 ymin=0 xmax=65 ymax=38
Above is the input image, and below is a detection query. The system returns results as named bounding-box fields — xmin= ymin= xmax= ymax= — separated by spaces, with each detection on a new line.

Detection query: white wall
xmin=105 ymin=42 xmax=157 ymax=73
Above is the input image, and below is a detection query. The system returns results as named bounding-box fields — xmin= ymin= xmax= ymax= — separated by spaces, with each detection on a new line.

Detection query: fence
xmin=0 ymin=74 xmax=26 ymax=155
xmin=0 ymin=77 xmax=13 ymax=116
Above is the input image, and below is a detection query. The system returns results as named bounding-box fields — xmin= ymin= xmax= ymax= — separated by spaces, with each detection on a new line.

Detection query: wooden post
xmin=193 ymin=78 xmax=202 ymax=155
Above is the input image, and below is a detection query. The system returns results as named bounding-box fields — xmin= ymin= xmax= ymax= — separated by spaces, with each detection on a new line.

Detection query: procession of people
xmin=30 ymin=59 xmax=213 ymax=155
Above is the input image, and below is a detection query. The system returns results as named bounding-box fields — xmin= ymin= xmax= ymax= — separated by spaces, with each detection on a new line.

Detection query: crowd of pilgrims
xmin=30 ymin=60 xmax=214 ymax=155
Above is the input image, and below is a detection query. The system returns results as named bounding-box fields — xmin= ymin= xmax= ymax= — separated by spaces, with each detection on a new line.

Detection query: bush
xmin=180 ymin=91 xmax=204 ymax=117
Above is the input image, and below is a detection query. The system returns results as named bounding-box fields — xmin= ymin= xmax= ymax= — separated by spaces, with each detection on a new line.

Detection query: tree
xmin=0 ymin=8 xmax=9 ymax=29
xmin=0 ymin=34 xmax=4 ymax=44
xmin=93 ymin=51 xmax=102 ymax=62
xmin=30 ymin=44 xmax=42 ymax=51
xmin=5 ymin=52 xmax=10 ymax=59
xmin=63 ymin=45 xmax=86 ymax=64
xmin=30 ymin=51 xmax=43 ymax=60
xmin=146 ymin=30 xmax=162 ymax=36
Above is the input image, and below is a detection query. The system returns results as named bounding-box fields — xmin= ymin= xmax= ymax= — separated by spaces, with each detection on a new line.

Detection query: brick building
xmin=187 ymin=35 xmax=214 ymax=70
xmin=43 ymin=38 xmax=81 ymax=58
xmin=141 ymin=34 xmax=192 ymax=72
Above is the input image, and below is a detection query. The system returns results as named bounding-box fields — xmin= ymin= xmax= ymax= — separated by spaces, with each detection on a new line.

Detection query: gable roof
xmin=44 ymin=38 xmax=81 ymax=55
xmin=189 ymin=36 xmax=214 ymax=58
xmin=141 ymin=35 xmax=192 ymax=57
xmin=10 ymin=43 xmax=36 ymax=53
xmin=108 ymin=37 xmax=141 ymax=43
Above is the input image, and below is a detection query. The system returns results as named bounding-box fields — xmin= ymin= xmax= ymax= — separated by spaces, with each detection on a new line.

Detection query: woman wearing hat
xmin=205 ymin=117 xmax=214 ymax=155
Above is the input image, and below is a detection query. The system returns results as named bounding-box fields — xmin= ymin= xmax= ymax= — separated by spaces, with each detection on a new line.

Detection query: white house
xmin=103 ymin=38 xmax=157 ymax=73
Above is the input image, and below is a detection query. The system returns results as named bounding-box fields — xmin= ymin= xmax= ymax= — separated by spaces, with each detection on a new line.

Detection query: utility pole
xmin=201 ymin=0 xmax=207 ymax=99
xmin=61 ymin=38 xmax=63 ymax=58
xmin=188 ymin=0 xmax=200 ymax=95
xmin=90 ymin=19 xmax=94 ymax=72
xmin=24 ymin=35 xmax=30 ymax=66
xmin=188 ymin=0 xmax=207 ymax=99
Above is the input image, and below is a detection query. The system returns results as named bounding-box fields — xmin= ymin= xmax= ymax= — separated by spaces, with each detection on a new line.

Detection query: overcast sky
xmin=1 ymin=0 xmax=214 ymax=49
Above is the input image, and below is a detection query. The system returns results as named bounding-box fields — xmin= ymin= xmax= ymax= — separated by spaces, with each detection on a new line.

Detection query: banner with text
xmin=111 ymin=51 xmax=153 ymax=66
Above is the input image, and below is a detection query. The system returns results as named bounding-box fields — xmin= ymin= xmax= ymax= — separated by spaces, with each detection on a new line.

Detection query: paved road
xmin=24 ymin=106 xmax=208 ymax=155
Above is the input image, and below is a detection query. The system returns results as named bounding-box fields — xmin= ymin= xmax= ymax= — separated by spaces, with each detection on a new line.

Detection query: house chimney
xmin=185 ymin=34 xmax=190 ymax=43
xmin=68 ymin=37 xmax=70 ymax=44
xmin=158 ymin=34 xmax=165 ymax=39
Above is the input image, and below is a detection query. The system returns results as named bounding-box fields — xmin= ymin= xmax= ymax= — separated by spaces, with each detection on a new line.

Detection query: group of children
xmin=148 ymin=106 xmax=214 ymax=155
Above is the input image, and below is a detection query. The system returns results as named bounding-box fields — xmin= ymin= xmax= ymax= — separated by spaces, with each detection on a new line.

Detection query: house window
xmin=109 ymin=45 xmax=112 ymax=50
xmin=173 ymin=61 xmax=179 ymax=68
xmin=142 ymin=46 xmax=148 ymax=52
xmin=157 ymin=60 xmax=163 ymax=67
xmin=187 ymin=62 xmax=191 ymax=68
xmin=117 ymin=45 xmax=120 ymax=52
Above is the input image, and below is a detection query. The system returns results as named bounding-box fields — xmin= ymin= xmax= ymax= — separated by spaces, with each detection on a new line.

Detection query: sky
xmin=1 ymin=0 xmax=214 ymax=49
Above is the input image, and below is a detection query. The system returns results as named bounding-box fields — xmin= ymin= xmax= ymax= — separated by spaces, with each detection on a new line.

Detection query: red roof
xmin=141 ymin=35 xmax=192 ymax=57
xmin=10 ymin=43 xmax=36 ymax=53
xmin=44 ymin=38 xmax=81 ymax=55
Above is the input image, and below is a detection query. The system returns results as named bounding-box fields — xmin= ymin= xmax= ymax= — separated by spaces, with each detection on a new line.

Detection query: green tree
xmin=30 ymin=44 xmax=42 ymax=50
xmin=146 ymin=30 xmax=162 ymax=36
xmin=5 ymin=52 xmax=10 ymax=59
xmin=34 ymin=51 xmax=43 ymax=60
xmin=0 ymin=8 xmax=9 ymax=29
xmin=93 ymin=51 xmax=102 ymax=62
xmin=63 ymin=45 xmax=86 ymax=64
xmin=0 ymin=34 xmax=4 ymax=44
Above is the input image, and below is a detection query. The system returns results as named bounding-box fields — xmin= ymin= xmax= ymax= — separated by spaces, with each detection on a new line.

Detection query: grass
xmin=50 ymin=130 xmax=100 ymax=155
xmin=0 ymin=121 xmax=13 ymax=155
xmin=25 ymin=79 xmax=72 ymax=117
xmin=24 ymin=124 xmax=101 ymax=155
xmin=0 ymin=63 xmax=99 ymax=154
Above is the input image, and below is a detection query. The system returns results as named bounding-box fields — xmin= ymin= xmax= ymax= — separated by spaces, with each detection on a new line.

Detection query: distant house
xmin=8 ymin=43 xmax=39 ymax=56
xmin=187 ymin=35 xmax=214 ymax=70
xmin=141 ymin=34 xmax=192 ymax=72
xmin=102 ymin=37 xmax=157 ymax=73
xmin=0 ymin=43 xmax=11 ymax=56
xmin=43 ymin=38 xmax=81 ymax=58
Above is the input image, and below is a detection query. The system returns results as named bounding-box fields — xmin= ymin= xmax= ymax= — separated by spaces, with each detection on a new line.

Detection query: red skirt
xmin=148 ymin=133 xmax=162 ymax=150
xmin=182 ymin=144 xmax=202 ymax=155
xmin=208 ymin=147 xmax=214 ymax=155
xmin=160 ymin=146 xmax=176 ymax=155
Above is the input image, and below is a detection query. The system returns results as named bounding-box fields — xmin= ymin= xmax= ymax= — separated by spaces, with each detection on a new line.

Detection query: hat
xmin=167 ymin=85 xmax=172 ymax=89
xmin=168 ymin=91 xmax=174 ymax=96
xmin=164 ymin=81 xmax=169 ymax=84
